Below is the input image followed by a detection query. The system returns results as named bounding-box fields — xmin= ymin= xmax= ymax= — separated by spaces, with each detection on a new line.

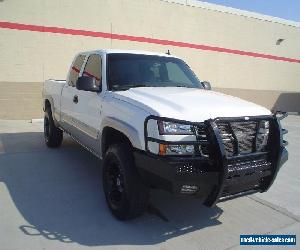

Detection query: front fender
xmin=100 ymin=116 xmax=143 ymax=157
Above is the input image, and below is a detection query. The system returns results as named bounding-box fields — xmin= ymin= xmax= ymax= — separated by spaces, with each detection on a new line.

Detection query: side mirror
xmin=202 ymin=81 xmax=212 ymax=90
xmin=76 ymin=76 xmax=100 ymax=92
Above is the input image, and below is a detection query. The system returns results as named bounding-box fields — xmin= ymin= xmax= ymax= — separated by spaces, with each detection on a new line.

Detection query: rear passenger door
xmin=61 ymin=54 xmax=86 ymax=133
xmin=72 ymin=54 xmax=103 ymax=154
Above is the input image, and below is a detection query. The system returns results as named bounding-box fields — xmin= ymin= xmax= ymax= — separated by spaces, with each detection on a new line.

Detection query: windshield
xmin=107 ymin=53 xmax=202 ymax=91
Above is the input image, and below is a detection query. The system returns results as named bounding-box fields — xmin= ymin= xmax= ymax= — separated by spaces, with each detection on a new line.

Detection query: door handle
xmin=73 ymin=95 xmax=78 ymax=104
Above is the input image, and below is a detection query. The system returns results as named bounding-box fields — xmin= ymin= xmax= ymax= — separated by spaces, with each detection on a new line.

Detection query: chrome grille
xmin=195 ymin=124 xmax=209 ymax=157
xmin=217 ymin=123 xmax=236 ymax=156
xmin=231 ymin=121 xmax=257 ymax=154
xmin=195 ymin=125 xmax=207 ymax=141
xmin=217 ymin=121 xmax=259 ymax=156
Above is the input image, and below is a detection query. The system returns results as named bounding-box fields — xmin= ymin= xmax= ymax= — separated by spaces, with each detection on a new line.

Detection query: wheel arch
xmin=101 ymin=127 xmax=132 ymax=157
xmin=44 ymin=99 xmax=51 ymax=111
xmin=100 ymin=117 xmax=143 ymax=158
xmin=43 ymin=96 xmax=54 ymax=111
xmin=43 ymin=97 xmax=60 ymax=126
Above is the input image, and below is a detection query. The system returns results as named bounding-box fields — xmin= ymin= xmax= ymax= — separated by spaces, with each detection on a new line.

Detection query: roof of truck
xmin=80 ymin=49 xmax=179 ymax=58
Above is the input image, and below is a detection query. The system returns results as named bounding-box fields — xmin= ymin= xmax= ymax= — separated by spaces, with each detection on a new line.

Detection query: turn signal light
xmin=159 ymin=144 xmax=167 ymax=156
xmin=158 ymin=144 xmax=194 ymax=156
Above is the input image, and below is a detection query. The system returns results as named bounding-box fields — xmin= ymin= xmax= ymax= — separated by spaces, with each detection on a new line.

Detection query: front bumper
xmin=134 ymin=114 xmax=288 ymax=207
xmin=134 ymin=152 xmax=218 ymax=197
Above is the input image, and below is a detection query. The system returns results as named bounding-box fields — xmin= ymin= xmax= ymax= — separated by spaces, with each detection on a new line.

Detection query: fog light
xmin=180 ymin=185 xmax=199 ymax=194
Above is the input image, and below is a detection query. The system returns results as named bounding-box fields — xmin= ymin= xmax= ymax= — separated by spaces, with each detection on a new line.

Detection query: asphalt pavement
xmin=0 ymin=116 xmax=299 ymax=250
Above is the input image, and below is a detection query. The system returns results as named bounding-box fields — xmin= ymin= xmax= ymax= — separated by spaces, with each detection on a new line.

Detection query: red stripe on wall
xmin=1 ymin=21 xmax=300 ymax=64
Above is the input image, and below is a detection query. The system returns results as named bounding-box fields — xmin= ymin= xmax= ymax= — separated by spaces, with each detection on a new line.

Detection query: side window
xmin=69 ymin=55 xmax=85 ymax=87
xmin=83 ymin=54 xmax=102 ymax=87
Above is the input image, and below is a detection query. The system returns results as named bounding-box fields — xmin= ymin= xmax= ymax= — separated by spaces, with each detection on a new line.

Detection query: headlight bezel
xmin=145 ymin=116 xmax=206 ymax=156
xmin=155 ymin=118 xmax=198 ymax=156
xmin=157 ymin=120 xmax=194 ymax=135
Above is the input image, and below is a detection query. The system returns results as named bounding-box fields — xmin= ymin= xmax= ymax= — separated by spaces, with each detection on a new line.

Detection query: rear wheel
xmin=103 ymin=143 xmax=149 ymax=220
xmin=44 ymin=108 xmax=63 ymax=148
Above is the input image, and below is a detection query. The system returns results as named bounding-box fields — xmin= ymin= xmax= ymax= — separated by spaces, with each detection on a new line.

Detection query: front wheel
xmin=103 ymin=143 xmax=149 ymax=220
xmin=44 ymin=108 xmax=63 ymax=148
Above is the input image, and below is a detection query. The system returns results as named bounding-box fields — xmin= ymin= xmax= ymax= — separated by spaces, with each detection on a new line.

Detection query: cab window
xmin=69 ymin=54 xmax=85 ymax=87
xmin=83 ymin=54 xmax=102 ymax=87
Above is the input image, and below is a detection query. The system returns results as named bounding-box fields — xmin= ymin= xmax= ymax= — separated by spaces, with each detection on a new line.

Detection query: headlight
xmin=159 ymin=144 xmax=194 ymax=156
xmin=158 ymin=121 xmax=194 ymax=135
xmin=256 ymin=120 xmax=269 ymax=151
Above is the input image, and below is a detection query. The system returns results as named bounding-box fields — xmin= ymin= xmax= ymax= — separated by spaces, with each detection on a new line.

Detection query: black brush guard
xmin=203 ymin=114 xmax=286 ymax=206
xmin=140 ymin=113 xmax=288 ymax=206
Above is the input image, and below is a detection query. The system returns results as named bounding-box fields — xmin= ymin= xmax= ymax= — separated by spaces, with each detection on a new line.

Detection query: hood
xmin=112 ymin=87 xmax=271 ymax=122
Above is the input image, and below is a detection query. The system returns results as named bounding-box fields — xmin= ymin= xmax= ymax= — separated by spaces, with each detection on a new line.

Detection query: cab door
xmin=71 ymin=54 xmax=104 ymax=154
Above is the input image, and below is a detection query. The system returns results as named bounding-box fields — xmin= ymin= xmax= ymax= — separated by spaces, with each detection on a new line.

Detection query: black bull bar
xmin=141 ymin=113 xmax=288 ymax=206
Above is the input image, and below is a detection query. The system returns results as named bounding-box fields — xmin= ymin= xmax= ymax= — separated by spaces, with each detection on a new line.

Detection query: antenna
xmin=276 ymin=38 xmax=284 ymax=45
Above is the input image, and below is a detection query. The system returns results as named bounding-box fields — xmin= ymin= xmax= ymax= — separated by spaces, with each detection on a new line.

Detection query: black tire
xmin=103 ymin=143 xmax=149 ymax=220
xmin=44 ymin=107 xmax=63 ymax=148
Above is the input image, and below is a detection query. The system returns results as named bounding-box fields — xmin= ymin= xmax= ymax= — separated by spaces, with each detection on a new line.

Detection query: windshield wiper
xmin=174 ymin=85 xmax=189 ymax=88
xmin=158 ymin=81 xmax=193 ymax=88
xmin=112 ymin=84 xmax=149 ymax=91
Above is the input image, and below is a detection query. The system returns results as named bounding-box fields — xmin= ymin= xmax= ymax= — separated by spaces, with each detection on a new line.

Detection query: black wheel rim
xmin=105 ymin=157 xmax=125 ymax=210
xmin=44 ymin=116 xmax=50 ymax=142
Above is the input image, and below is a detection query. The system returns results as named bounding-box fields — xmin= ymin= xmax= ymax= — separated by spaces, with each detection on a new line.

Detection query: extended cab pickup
xmin=43 ymin=49 xmax=288 ymax=220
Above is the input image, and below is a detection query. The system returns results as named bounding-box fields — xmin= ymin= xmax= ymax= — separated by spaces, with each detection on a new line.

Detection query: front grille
xmin=195 ymin=125 xmax=207 ymax=140
xmin=231 ymin=121 xmax=257 ymax=154
xmin=217 ymin=120 xmax=266 ymax=157
xmin=195 ymin=124 xmax=209 ymax=157
xmin=216 ymin=123 xmax=236 ymax=156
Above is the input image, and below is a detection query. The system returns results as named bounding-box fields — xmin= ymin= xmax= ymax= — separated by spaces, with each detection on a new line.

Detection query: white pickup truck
xmin=43 ymin=49 xmax=288 ymax=220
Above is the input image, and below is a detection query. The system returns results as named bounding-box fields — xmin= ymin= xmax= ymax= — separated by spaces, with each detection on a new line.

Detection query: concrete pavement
xmin=0 ymin=116 xmax=299 ymax=250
